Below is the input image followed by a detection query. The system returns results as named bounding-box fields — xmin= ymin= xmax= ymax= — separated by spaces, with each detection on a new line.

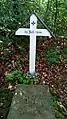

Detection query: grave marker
xmin=15 ymin=14 xmax=51 ymax=76
xmin=7 ymin=85 xmax=56 ymax=119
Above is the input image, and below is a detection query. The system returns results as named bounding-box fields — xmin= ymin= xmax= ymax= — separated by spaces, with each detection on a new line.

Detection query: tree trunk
xmin=46 ymin=0 xmax=50 ymax=13
xmin=55 ymin=0 xmax=58 ymax=24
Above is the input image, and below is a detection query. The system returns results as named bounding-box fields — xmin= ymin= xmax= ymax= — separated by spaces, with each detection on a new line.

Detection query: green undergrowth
xmin=5 ymin=71 xmax=40 ymax=85
xmin=51 ymin=93 xmax=67 ymax=119
xmin=43 ymin=49 xmax=60 ymax=64
xmin=0 ymin=49 xmax=11 ymax=60
xmin=60 ymin=78 xmax=67 ymax=84
xmin=5 ymin=71 xmax=31 ymax=84
xmin=19 ymin=47 xmax=26 ymax=52
xmin=4 ymin=71 xmax=67 ymax=119
xmin=43 ymin=42 xmax=67 ymax=64
xmin=0 ymin=87 xmax=14 ymax=119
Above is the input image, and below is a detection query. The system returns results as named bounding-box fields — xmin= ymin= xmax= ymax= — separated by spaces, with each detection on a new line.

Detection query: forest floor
xmin=0 ymin=37 xmax=67 ymax=119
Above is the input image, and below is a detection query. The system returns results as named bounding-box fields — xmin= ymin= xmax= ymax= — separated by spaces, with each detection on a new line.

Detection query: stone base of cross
xmin=15 ymin=14 xmax=51 ymax=77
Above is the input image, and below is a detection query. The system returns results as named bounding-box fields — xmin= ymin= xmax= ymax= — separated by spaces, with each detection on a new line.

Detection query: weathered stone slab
xmin=7 ymin=85 xmax=55 ymax=119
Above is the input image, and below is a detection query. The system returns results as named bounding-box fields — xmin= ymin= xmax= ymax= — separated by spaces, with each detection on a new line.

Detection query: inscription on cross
xmin=15 ymin=14 xmax=51 ymax=76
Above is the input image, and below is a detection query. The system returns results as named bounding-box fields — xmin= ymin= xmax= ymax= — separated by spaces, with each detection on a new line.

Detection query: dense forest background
xmin=0 ymin=1 xmax=67 ymax=119
xmin=0 ymin=0 xmax=67 ymax=39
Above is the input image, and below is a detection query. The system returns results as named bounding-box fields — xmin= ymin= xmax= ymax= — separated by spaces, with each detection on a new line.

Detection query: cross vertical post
xmin=29 ymin=14 xmax=37 ymax=75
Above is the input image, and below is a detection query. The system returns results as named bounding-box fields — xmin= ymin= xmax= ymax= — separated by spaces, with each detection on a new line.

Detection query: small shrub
xmin=36 ymin=55 xmax=40 ymax=61
xmin=4 ymin=50 xmax=10 ymax=57
xmin=64 ymin=59 xmax=67 ymax=63
xmin=5 ymin=71 xmax=31 ymax=84
xmin=56 ymin=47 xmax=61 ymax=54
xmin=5 ymin=71 xmax=23 ymax=82
xmin=21 ymin=75 xmax=31 ymax=84
xmin=47 ymin=57 xmax=59 ymax=64
xmin=0 ymin=49 xmax=11 ymax=60
xmin=51 ymin=41 xmax=57 ymax=47
xmin=51 ymin=93 xmax=65 ymax=119
xmin=20 ymin=47 xmax=25 ymax=52
xmin=60 ymin=78 xmax=67 ymax=84
xmin=55 ymin=111 xmax=65 ymax=119
xmin=43 ymin=49 xmax=59 ymax=64
xmin=63 ymin=47 xmax=67 ymax=53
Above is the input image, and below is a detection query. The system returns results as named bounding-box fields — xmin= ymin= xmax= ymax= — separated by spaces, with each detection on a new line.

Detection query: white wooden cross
xmin=15 ymin=14 xmax=51 ymax=75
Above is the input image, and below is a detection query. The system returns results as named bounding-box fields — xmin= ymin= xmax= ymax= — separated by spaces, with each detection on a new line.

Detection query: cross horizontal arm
xmin=15 ymin=28 xmax=30 ymax=36
xmin=15 ymin=28 xmax=51 ymax=37
xmin=36 ymin=29 xmax=51 ymax=36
